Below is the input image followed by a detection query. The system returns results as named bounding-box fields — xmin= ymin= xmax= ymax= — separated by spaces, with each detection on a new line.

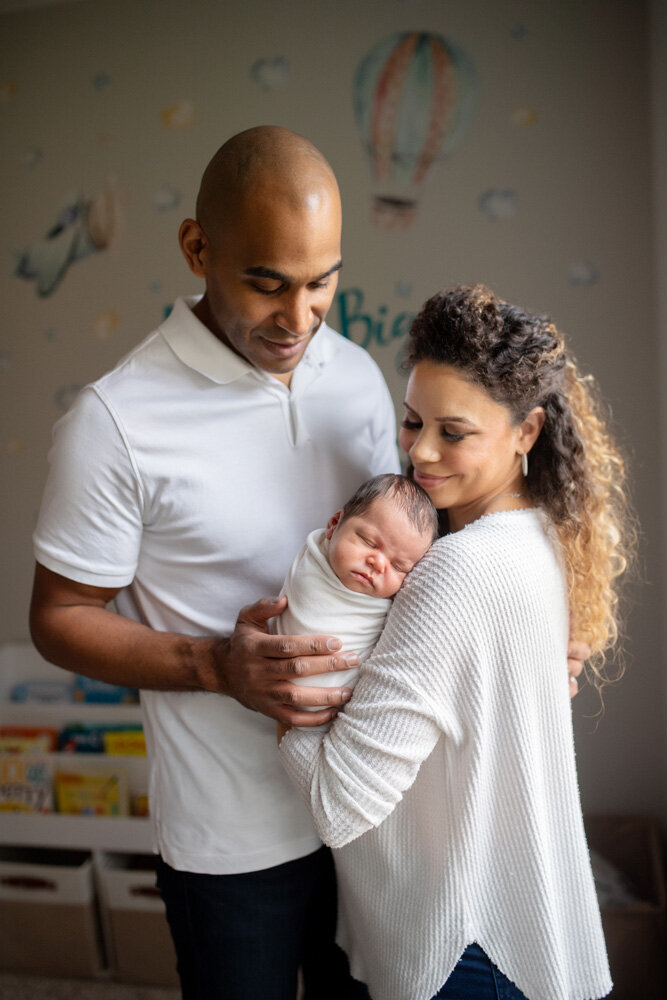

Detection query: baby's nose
xmin=367 ymin=551 xmax=385 ymax=572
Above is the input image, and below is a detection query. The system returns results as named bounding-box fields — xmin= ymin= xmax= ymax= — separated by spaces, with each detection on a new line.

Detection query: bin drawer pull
xmin=0 ymin=875 xmax=57 ymax=891
xmin=129 ymin=885 xmax=161 ymax=899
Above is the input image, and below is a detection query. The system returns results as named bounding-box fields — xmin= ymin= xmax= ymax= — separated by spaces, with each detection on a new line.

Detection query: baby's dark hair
xmin=341 ymin=474 xmax=439 ymax=544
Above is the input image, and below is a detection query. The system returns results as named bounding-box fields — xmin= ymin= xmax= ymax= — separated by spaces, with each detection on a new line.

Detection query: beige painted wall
xmin=650 ymin=0 xmax=667 ymax=826
xmin=1 ymin=0 xmax=664 ymax=827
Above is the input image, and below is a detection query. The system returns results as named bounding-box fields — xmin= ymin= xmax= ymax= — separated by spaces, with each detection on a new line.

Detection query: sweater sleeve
xmin=279 ymin=539 xmax=474 ymax=848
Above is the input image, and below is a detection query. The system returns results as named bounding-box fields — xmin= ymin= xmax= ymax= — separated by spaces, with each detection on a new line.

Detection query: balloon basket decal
xmin=354 ymin=31 xmax=476 ymax=228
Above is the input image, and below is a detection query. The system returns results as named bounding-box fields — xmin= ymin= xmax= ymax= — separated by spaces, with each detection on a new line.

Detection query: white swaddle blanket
xmin=275 ymin=529 xmax=392 ymax=724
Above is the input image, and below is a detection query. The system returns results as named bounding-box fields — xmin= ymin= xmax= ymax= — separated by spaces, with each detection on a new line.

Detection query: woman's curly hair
xmin=406 ymin=284 xmax=636 ymax=692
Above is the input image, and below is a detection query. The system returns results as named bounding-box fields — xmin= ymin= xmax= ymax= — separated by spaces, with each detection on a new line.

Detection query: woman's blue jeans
xmin=431 ymin=943 xmax=528 ymax=999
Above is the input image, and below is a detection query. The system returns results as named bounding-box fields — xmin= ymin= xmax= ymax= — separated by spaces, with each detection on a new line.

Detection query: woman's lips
xmin=413 ymin=470 xmax=451 ymax=488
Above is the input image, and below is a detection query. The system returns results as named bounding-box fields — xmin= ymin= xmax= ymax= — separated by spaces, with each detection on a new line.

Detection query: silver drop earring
xmin=521 ymin=452 xmax=528 ymax=477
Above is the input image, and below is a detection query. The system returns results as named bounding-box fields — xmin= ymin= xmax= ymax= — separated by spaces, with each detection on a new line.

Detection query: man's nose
xmin=275 ymin=290 xmax=313 ymax=337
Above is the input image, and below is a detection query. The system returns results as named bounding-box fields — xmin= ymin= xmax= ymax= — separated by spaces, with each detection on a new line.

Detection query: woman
xmin=279 ymin=285 xmax=633 ymax=1000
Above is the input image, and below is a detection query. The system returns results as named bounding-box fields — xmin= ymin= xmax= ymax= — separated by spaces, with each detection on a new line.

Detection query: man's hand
xmin=207 ymin=596 xmax=358 ymax=726
xmin=567 ymin=639 xmax=589 ymax=698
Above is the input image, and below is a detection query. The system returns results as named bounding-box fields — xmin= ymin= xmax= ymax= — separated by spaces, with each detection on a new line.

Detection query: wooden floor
xmin=0 ymin=972 xmax=180 ymax=1000
xmin=0 ymin=968 xmax=305 ymax=998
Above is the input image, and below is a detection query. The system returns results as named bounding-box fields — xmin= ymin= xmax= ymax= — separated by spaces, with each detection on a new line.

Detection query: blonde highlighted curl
xmin=406 ymin=284 xmax=636 ymax=693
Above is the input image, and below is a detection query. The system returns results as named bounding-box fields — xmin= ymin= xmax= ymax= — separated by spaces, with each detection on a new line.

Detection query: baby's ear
xmin=325 ymin=510 xmax=343 ymax=539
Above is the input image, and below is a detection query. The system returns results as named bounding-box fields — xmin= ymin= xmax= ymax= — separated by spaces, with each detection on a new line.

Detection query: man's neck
xmin=192 ymin=295 xmax=294 ymax=388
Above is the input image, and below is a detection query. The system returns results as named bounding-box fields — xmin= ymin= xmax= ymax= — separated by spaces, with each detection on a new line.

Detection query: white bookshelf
xmin=2 ymin=700 xmax=144 ymax=727
xmin=0 ymin=812 xmax=153 ymax=852
xmin=0 ymin=643 xmax=179 ymax=986
xmin=0 ymin=641 xmax=153 ymax=855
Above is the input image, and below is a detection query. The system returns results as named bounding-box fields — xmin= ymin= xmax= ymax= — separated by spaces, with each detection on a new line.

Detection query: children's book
xmin=0 ymin=726 xmax=58 ymax=752
xmin=54 ymin=766 xmax=129 ymax=816
xmin=0 ymin=754 xmax=54 ymax=813
xmin=73 ymin=676 xmax=139 ymax=704
xmin=103 ymin=729 xmax=146 ymax=756
xmin=58 ymin=723 xmax=144 ymax=754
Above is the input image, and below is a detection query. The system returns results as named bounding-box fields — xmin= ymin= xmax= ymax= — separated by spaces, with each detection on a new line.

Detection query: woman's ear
xmin=518 ymin=406 xmax=546 ymax=455
xmin=325 ymin=510 xmax=343 ymax=540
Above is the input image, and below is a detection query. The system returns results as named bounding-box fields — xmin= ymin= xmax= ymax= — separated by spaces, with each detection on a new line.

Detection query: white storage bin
xmin=97 ymin=852 xmax=178 ymax=986
xmin=0 ymin=845 xmax=104 ymax=977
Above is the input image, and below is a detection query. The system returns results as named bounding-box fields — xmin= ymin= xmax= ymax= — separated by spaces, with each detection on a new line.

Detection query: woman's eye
xmin=401 ymin=418 xmax=421 ymax=430
xmin=442 ymin=429 xmax=465 ymax=442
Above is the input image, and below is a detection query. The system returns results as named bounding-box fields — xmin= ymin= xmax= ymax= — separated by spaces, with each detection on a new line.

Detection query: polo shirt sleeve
xmin=33 ymin=386 xmax=144 ymax=588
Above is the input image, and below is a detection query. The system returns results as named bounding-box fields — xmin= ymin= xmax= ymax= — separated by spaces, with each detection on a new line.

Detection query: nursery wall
xmin=1 ymin=0 xmax=665 ymax=828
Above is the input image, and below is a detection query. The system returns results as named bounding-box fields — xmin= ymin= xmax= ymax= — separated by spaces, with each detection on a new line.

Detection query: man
xmin=30 ymin=126 xmax=398 ymax=1000
xmin=30 ymin=126 xmax=585 ymax=999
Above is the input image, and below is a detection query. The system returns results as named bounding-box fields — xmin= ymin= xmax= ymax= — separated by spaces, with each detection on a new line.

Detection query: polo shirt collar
xmin=159 ymin=296 xmax=337 ymax=385
xmin=159 ymin=296 xmax=252 ymax=384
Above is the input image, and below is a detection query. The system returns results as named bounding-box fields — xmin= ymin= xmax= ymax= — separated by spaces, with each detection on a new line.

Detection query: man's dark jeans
xmin=156 ymin=846 xmax=370 ymax=1000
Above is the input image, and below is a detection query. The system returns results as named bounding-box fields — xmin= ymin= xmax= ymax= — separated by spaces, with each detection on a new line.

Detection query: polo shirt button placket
xmin=285 ymin=392 xmax=309 ymax=448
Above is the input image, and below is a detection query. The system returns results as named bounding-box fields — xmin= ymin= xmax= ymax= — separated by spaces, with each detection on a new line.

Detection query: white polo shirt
xmin=34 ymin=296 xmax=400 ymax=873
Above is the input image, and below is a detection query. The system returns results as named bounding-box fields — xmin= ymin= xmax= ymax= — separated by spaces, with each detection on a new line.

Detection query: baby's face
xmin=325 ymin=496 xmax=432 ymax=599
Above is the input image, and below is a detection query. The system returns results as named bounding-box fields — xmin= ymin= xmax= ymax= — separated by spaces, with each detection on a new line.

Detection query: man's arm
xmin=30 ymin=563 xmax=356 ymax=726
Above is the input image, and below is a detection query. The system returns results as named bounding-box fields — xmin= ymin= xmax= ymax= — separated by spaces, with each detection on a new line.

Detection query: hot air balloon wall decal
xmin=353 ymin=31 xmax=476 ymax=229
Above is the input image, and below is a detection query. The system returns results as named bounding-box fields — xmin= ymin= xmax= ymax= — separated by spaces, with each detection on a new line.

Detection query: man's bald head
xmin=195 ymin=126 xmax=339 ymax=241
xmin=179 ymin=126 xmax=342 ymax=386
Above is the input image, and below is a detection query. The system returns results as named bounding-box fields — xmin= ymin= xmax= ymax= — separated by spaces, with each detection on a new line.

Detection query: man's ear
xmin=518 ymin=406 xmax=546 ymax=456
xmin=325 ymin=510 xmax=343 ymax=540
xmin=179 ymin=218 xmax=208 ymax=277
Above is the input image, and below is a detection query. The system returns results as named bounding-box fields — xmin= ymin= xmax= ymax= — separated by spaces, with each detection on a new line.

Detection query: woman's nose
xmin=409 ymin=431 xmax=441 ymax=463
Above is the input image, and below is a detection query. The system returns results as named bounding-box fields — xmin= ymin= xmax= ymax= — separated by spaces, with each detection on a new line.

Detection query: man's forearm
xmin=29 ymin=564 xmax=356 ymax=724
xmin=30 ymin=599 xmax=227 ymax=693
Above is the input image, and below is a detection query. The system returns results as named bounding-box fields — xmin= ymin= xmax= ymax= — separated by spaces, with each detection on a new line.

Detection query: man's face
xmin=182 ymin=184 xmax=342 ymax=385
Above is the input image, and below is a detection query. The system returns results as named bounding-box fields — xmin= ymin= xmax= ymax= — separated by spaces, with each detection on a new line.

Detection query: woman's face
xmin=399 ymin=361 xmax=526 ymax=530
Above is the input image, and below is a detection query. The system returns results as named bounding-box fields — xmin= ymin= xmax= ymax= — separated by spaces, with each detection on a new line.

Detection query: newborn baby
xmin=275 ymin=474 xmax=438 ymax=725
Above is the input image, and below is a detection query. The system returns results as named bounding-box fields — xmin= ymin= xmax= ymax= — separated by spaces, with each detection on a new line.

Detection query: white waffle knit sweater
xmin=280 ymin=510 xmax=611 ymax=1000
